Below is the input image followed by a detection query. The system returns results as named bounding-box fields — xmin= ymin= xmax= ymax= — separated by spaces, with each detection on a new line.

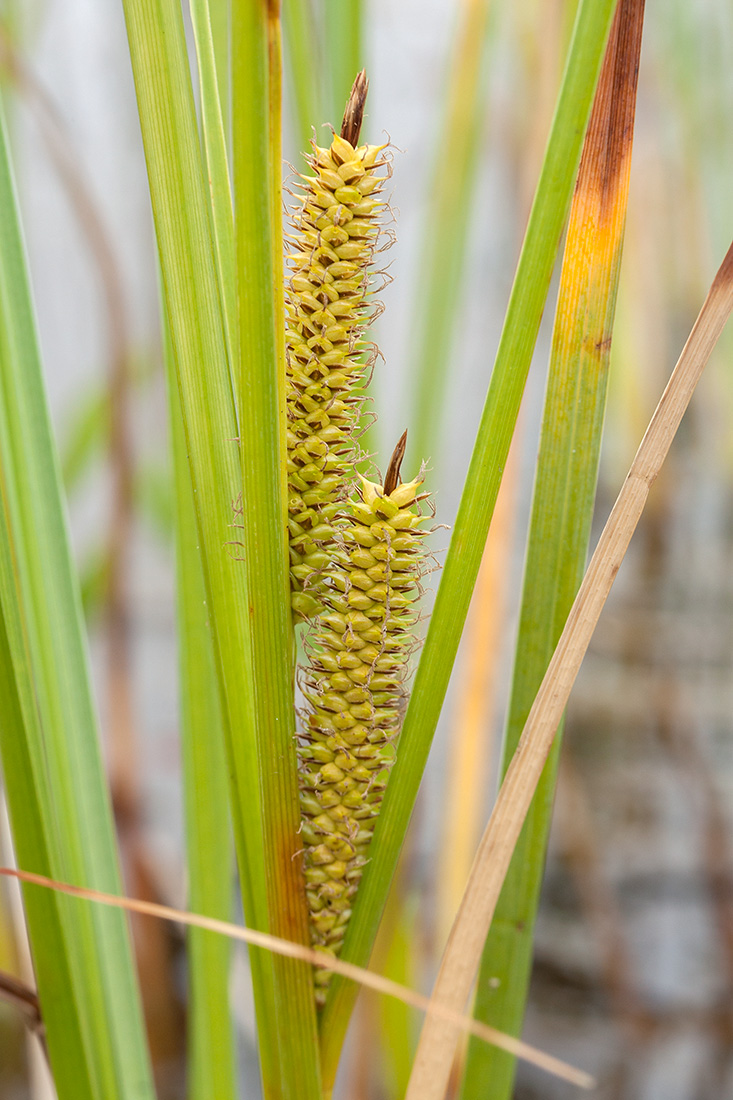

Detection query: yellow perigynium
xmin=297 ymin=457 xmax=428 ymax=1004
xmin=286 ymin=76 xmax=389 ymax=620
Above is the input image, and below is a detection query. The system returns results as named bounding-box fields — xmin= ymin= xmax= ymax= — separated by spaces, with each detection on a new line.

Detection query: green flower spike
xmin=285 ymin=71 xmax=390 ymax=620
xmin=297 ymin=433 xmax=430 ymax=1005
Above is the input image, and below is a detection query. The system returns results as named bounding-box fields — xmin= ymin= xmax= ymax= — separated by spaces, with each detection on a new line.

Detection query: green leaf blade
xmin=232 ymin=1 xmax=322 ymax=1095
xmin=169 ymin=333 xmax=237 ymax=1100
xmin=463 ymin=4 xmax=645 ymax=1094
xmin=118 ymin=0 xmax=281 ymax=1089
xmin=282 ymin=0 xmax=324 ymax=154
xmin=324 ymin=0 xmax=363 ymax=125
xmin=319 ymin=0 xmax=620 ymax=1082
xmin=189 ymin=0 xmax=238 ymax=385
xmin=0 ymin=92 xmax=153 ymax=1100
xmin=0 ymin=597 xmax=96 ymax=1100
xmin=410 ymin=0 xmax=495 ymax=466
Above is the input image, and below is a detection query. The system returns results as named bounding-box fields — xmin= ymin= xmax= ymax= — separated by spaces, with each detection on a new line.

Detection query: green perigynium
xmin=297 ymin=444 xmax=429 ymax=1004
xmin=285 ymin=73 xmax=389 ymax=619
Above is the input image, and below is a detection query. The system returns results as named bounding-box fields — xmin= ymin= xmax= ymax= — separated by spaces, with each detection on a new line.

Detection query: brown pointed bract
xmin=383 ymin=430 xmax=408 ymax=495
xmin=341 ymin=70 xmax=369 ymax=147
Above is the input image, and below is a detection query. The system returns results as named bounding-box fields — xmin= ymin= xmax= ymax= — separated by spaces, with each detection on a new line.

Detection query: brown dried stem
xmin=0 ymin=969 xmax=48 ymax=1059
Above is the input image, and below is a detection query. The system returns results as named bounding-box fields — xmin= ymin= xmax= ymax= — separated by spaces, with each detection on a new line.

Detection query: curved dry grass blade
xmin=0 ymin=970 xmax=44 ymax=1038
xmin=405 ymin=239 xmax=733 ymax=1100
xmin=0 ymin=868 xmax=592 ymax=1090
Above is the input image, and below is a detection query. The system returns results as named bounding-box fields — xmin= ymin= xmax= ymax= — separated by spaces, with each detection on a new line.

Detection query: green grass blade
xmin=119 ymin=0 xmax=261 ymax=906
xmin=410 ymin=0 xmax=494 ymax=466
xmin=319 ymin=0 xmax=619 ymax=1081
xmin=190 ymin=0 xmax=238 ymax=381
xmin=324 ymin=0 xmax=363 ymax=126
xmin=282 ymin=0 xmax=323 ymax=154
xmin=118 ymin=0 xmax=283 ymax=1089
xmin=282 ymin=0 xmax=363 ymax=156
xmin=0 ymin=94 xmax=153 ymax=1099
xmin=0 ymin=604 xmax=95 ymax=1099
xmin=462 ymin=4 xmax=645 ymax=1094
xmin=375 ymin=889 xmax=419 ymax=1098
xmin=168 ymin=331 xmax=237 ymax=1100
xmin=208 ymin=0 xmax=230 ymax=133
xmin=231 ymin=2 xmax=322 ymax=1095
xmin=267 ymin=2 xmax=288 ymax=390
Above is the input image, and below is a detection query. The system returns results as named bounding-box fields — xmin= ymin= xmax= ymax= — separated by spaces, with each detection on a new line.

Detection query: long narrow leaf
xmin=207 ymin=0 xmax=230 ymax=132
xmin=410 ymin=0 xmax=494 ymax=466
xmin=324 ymin=0 xmax=363 ymax=125
xmin=319 ymin=0 xmax=619 ymax=1079
xmin=190 ymin=0 xmax=238 ymax=382
xmin=0 ymin=94 xmax=153 ymax=1099
xmin=168 ymin=329 xmax=237 ymax=1100
xmin=282 ymin=0 xmax=363 ymax=157
xmin=463 ymin=4 xmax=645 ymax=1095
xmin=0 ymin=590 xmax=96 ymax=1099
xmin=282 ymin=0 xmax=323 ymax=153
xmin=231 ymin=2 xmax=322 ymax=1097
xmin=118 ymin=0 xmax=281 ymax=1090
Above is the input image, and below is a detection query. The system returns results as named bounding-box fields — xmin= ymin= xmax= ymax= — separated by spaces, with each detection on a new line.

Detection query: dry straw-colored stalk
xmin=286 ymin=72 xmax=390 ymax=619
xmin=0 ymin=867 xmax=592 ymax=1088
xmin=406 ymin=239 xmax=733 ymax=1100
xmin=298 ymin=432 xmax=429 ymax=1004
xmin=436 ymin=435 xmax=520 ymax=946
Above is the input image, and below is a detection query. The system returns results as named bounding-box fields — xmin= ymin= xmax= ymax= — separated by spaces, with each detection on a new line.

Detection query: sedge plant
xmin=0 ymin=2 xmax=732 ymax=1099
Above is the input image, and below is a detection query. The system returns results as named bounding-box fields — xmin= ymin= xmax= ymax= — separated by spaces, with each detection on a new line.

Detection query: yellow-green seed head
xmin=286 ymin=77 xmax=390 ymax=620
xmin=297 ymin=443 xmax=429 ymax=1005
